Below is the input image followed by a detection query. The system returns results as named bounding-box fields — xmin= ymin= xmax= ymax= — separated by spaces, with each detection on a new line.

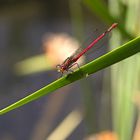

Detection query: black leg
xmin=68 ymin=62 xmax=80 ymax=70
xmin=57 ymin=72 xmax=63 ymax=78
xmin=74 ymin=63 xmax=80 ymax=69
xmin=68 ymin=69 xmax=74 ymax=73
xmin=62 ymin=57 xmax=70 ymax=64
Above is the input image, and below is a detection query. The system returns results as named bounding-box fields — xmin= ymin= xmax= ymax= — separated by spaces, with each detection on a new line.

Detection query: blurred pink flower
xmin=43 ymin=33 xmax=84 ymax=68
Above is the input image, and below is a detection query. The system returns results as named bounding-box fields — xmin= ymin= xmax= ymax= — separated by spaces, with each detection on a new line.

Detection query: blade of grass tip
xmin=0 ymin=36 xmax=140 ymax=115
xmin=14 ymin=54 xmax=52 ymax=75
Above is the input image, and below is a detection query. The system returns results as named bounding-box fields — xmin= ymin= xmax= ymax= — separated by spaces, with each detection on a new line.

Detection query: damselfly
xmin=56 ymin=23 xmax=118 ymax=75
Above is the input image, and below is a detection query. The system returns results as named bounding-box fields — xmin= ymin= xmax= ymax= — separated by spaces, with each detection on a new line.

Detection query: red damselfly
xmin=56 ymin=23 xmax=118 ymax=75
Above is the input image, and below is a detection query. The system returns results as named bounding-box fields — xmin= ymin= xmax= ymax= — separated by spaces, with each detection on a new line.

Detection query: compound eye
xmin=57 ymin=69 xmax=61 ymax=72
xmin=56 ymin=64 xmax=61 ymax=69
xmin=56 ymin=65 xmax=59 ymax=68
xmin=56 ymin=65 xmax=61 ymax=72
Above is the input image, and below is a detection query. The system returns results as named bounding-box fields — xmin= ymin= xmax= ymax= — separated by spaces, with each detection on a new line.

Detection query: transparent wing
xmin=70 ymin=29 xmax=111 ymax=60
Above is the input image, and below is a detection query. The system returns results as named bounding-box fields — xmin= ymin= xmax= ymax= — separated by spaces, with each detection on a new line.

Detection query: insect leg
xmin=67 ymin=62 xmax=80 ymax=73
xmin=62 ymin=57 xmax=70 ymax=64
xmin=68 ymin=62 xmax=80 ymax=69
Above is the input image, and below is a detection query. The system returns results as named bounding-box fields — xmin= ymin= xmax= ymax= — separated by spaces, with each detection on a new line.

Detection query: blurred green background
xmin=0 ymin=0 xmax=139 ymax=140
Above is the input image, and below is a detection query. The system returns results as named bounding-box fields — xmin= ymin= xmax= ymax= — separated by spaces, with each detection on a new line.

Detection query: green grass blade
xmin=83 ymin=0 xmax=133 ymax=39
xmin=0 ymin=36 xmax=140 ymax=115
